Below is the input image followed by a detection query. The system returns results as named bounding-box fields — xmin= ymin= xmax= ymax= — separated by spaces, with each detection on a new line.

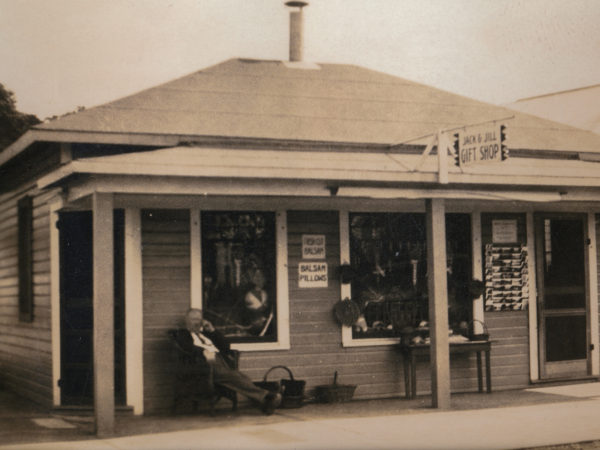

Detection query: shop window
xmin=201 ymin=211 xmax=277 ymax=343
xmin=344 ymin=212 xmax=473 ymax=342
xmin=18 ymin=196 xmax=34 ymax=322
xmin=348 ymin=213 xmax=428 ymax=339
xmin=445 ymin=214 xmax=474 ymax=327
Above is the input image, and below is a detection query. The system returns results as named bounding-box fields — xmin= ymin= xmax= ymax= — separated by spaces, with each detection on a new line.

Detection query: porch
xmin=2 ymin=382 xmax=600 ymax=448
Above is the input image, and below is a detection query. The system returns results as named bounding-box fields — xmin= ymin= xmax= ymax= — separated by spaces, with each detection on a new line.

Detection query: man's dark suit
xmin=175 ymin=327 xmax=268 ymax=404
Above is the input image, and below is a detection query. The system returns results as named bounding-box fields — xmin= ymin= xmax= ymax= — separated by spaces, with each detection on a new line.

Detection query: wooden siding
xmin=238 ymin=211 xmax=403 ymax=398
xmin=238 ymin=210 xmax=531 ymax=400
xmin=0 ymin=185 xmax=55 ymax=406
xmin=141 ymin=209 xmax=191 ymax=413
xmin=142 ymin=209 xmax=534 ymax=413
xmin=479 ymin=212 xmax=530 ymax=390
xmin=484 ymin=311 xmax=530 ymax=389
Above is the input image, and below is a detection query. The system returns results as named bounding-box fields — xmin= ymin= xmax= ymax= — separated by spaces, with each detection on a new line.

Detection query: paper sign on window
xmin=302 ymin=234 xmax=326 ymax=259
xmin=492 ymin=219 xmax=517 ymax=243
xmin=298 ymin=262 xmax=328 ymax=288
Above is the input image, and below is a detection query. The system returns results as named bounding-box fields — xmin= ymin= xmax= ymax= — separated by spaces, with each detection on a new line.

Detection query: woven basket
xmin=333 ymin=299 xmax=360 ymax=327
xmin=254 ymin=365 xmax=306 ymax=408
xmin=314 ymin=371 xmax=356 ymax=403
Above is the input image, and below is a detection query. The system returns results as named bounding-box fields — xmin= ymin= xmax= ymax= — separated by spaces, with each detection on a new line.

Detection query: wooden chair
xmin=168 ymin=329 xmax=238 ymax=415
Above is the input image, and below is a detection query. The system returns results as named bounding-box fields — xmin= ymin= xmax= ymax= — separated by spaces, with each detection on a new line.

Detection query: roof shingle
xmin=36 ymin=58 xmax=600 ymax=152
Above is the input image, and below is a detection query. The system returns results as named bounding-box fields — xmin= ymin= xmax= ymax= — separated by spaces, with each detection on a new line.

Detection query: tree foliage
xmin=0 ymin=83 xmax=40 ymax=151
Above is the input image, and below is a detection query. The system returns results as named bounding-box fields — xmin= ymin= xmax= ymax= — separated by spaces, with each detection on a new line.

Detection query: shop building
xmin=1 ymin=2 xmax=600 ymax=430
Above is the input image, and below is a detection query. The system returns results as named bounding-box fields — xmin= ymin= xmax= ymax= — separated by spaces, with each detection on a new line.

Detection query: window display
xmin=349 ymin=213 xmax=428 ymax=338
xmin=347 ymin=213 xmax=473 ymax=340
xmin=446 ymin=214 xmax=474 ymax=327
xmin=201 ymin=211 xmax=277 ymax=342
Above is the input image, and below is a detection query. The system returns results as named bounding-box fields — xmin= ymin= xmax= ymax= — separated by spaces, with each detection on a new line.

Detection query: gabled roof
xmin=509 ymin=84 xmax=600 ymax=135
xmin=33 ymin=58 xmax=600 ymax=153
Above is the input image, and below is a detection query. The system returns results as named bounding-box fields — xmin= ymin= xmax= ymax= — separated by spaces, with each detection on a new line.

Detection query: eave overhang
xmin=36 ymin=146 xmax=600 ymax=205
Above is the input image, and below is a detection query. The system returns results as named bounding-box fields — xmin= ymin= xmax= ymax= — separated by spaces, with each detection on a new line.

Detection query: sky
xmin=0 ymin=0 xmax=599 ymax=120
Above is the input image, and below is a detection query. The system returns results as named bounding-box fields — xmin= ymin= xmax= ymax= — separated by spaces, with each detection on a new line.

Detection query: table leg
xmin=485 ymin=349 xmax=492 ymax=393
xmin=411 ymin=353 xmax=417 ymax=399
xmin=476 ymin=351 xmax=483 ymax=393
xmin=403 ymin=353 xmax=411 ymax=399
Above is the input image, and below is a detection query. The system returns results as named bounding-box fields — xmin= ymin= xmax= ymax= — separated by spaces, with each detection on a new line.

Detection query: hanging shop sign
xmin=492 ymin=219 xmax=518 ymax=243
xmin=298 ymin=262 xmax=328 ymax=288
xmin=302 ymin=234 xmax=326 ymax=259
xmin=454 ymin=123 xmax=508 ymax=168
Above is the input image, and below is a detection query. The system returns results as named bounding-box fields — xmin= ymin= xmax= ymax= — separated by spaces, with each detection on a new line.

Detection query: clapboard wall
xmin=484 ymin=311 xmax=530 ymax=389
xmin=239 ymin=210 xmax=526 ymax=399
xmin=141 ymin=209 xmax=191 ymax=413
xmin=238 ymin=210 xmax=406 ymax=399
xmin=140 ymin=208 xmax=535 ymax=413
xmin=478 ymin=212 xmax=530 ymax=391
xmin=0 ymin=185 xmax=54 ymax=406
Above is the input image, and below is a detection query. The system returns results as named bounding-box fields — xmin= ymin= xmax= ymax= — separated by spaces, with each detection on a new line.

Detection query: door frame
xmin=534 ymin=212 xmax=591 ymax=379
xmin=57 ymin=209 xmax=126 ymax=405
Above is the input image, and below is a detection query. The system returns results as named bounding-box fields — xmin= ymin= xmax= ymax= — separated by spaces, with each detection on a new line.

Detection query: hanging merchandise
xmin=333 ymin=298 xmax=360 ymax=327
xmin=484 ymin=244 xmax=529 ymax=311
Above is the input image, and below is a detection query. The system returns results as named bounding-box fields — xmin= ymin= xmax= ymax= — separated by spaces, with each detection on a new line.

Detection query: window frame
xmin=341 ymin=209 xmax=485 ymax=347
xmin=340 ymin=209 xmax=407 ymax=347
xmin=192 ymin=209 xmax=289 ymax=352
xmin=18 ymin=195 xmax=34 ymax=322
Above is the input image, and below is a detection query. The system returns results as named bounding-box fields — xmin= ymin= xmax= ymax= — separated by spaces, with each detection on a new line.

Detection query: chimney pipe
xmin=285 ymin=1 xmax=308 ymax=62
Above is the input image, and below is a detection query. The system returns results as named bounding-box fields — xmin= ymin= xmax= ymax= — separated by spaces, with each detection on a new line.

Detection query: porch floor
xmin=2 ymin=383 xmax=600 ymax=449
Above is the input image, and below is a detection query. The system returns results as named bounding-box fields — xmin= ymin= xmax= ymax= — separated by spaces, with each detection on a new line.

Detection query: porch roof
xmin=38 ymin=145 xmax=600 ymax=192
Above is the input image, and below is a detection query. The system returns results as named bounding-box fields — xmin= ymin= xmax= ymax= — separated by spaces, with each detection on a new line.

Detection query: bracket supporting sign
xmin=410 ymin=118 xmax=510 ymax=185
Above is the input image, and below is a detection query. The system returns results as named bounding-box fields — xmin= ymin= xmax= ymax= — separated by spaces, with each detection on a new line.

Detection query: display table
xmin=398 ymin=340 xmax=492 ymax=399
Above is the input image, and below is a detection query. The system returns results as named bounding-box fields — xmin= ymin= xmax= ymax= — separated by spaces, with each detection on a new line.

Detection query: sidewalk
xmin=2 ymin=383 xmax=600 ymax=449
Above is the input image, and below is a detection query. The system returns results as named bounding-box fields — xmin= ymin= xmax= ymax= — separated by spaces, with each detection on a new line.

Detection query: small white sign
xmin=492 ymin=219 xmax=518 ymax=243
xmin=298 ymin=262 xmax=328 ymax=288
xmin=302 ymin=234 xmax=326 ymax=259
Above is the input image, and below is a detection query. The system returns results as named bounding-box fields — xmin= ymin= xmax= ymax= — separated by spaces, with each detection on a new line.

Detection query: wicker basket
xmin=333 ymin=298 xmax=360 ymax=327
xmin=254 ymin=365 xmax=306 ymax=408
xmin=314 ymin=371 xmax=356 ymax=403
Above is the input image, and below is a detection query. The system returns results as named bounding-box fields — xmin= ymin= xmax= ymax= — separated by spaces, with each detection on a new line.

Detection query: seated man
xmin=181 ymin=308 xmax=281 ymax=414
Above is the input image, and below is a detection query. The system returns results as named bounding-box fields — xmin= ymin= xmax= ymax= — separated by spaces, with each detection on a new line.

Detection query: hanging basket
xmin=468 ymin=279 xmax=485 ymax=299
xmin=333 ymin=298 xmax=360 ymax=327
xmin=254 ymin=365 xmax=306 ymax=409
xmin=339 ymin=264 xmax=357 ymax=284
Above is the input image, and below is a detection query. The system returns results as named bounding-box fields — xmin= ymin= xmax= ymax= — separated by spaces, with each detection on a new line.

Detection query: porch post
xmin=125 ymin=208 xmax=144 ymax=415
xmin=426 ymin=198 xmax=450 ymax=409
xmin=50 ymin=199 xmax=63 ymax=407
xmin=92 ymin=192 xmax=115 ymax=436
xmin=526 ymin=211 xmax=540 ymax=381
xmin=471 ymin=212 xmax=485 ymax=332
xmin=586 ymin=213 xmax=599 ymax=376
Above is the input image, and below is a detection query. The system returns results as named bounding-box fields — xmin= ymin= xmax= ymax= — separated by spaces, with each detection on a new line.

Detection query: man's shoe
xmin=261 ymin=392 xmax=282 ymax=415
